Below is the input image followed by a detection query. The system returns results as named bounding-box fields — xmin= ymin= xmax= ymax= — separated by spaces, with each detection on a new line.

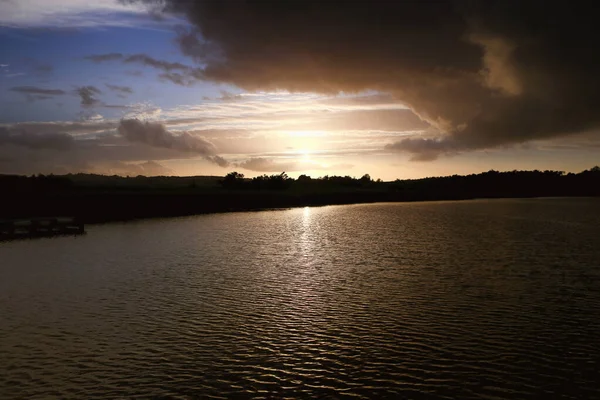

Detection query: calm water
xmin=1 ymin=198 xmax=600 ymax=399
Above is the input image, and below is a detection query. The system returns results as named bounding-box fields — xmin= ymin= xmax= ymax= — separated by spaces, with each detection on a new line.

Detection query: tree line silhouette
xmin=1 ymin=167 xmax=599 ymax=223
xmin=220 ymin=172 xmax=378 ymax=190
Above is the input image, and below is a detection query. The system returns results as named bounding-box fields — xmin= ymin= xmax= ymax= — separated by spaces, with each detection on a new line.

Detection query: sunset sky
xmin=1 ymin=0 xmax=598 ymax=180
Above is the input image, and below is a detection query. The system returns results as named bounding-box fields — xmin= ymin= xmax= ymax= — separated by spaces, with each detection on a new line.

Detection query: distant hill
xmin=65 ymin=173 xmax=222 ymax=189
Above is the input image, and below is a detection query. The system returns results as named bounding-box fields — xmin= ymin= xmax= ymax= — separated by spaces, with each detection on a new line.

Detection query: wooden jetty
xmin=0 ymin=217 xmax=85 ymax=241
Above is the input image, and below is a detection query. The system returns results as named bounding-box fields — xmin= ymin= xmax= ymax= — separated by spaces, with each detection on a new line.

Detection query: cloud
xmin=208 ymin=155 xmax=229 ymax=167
xmin=2 ymin=121 xmax=118 ymax=136
xmin=0 ymin=0 xmax=155 ymax=28
xmin=385 ymin=137 xmax=461 ymax=161
xmin=25 ymin=95 xmax=54 ymax=102
xmin=174 ymin=25 xmax=223 ymax=64
xmin=127 ymin=0 xmax=600 ymax=160
xmin=105 ymin=83 xmax=133 ymax=95
xmin=84 ymin=52 xmax=203 ymax=86
xmin=76 ymin=86 xmax=102 ymax=107
xmin=158 ymin=72 xmax=195 ymax=86
xmin=304 ymin=109 xmax=429 ymax=132
xmin=218 ymin=90 xmax=242 ymax=101
xmin=0 ymin=127 xmax=73 ymax=150
xmin=236 ymin=157 xmax=298 ymax=173
xmin=117 ymin=119 xmax=228 ymax=166
xmin=123 ymin=54 xmax=191 ymax=72
xmin=236 ymin=157 xmax=353 ymax=173
xmin=101 ymin=104 xmax=133 ymax=109
xmin=122 ymin=103 xmax=162 ymax=119
xmin=10 ymin=86 xmax=66 ymax=96
xmin=0 ymin=121 xmax=215 ymax=176
xmin=84 ymin=114 xmax=104 ymax=122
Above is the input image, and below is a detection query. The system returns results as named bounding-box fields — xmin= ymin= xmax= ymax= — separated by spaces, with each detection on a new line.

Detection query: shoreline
xmin=5 ymin=193 xmax=598 ymax=227
xmin=85 ymin=195 xmax=600 ymax=225
xmin=3 ymin=168 xmax=599 ymax=226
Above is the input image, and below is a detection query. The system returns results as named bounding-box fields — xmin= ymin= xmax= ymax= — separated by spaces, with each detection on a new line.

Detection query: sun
xmin=299 ymin=149 xmax=312 ymax=161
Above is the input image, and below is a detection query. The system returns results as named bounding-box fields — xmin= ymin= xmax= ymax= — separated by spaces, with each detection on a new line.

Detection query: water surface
xmin=2 ymin=198 xmax=600 ymax=399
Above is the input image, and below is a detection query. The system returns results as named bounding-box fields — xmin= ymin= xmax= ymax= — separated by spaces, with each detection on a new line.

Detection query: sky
xmin=0 ymin=0 xmax=598 ymax=180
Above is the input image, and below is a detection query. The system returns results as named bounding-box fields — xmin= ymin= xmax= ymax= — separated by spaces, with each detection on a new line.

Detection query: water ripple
xmin=1 ymin=198 xmax=600 ymax=399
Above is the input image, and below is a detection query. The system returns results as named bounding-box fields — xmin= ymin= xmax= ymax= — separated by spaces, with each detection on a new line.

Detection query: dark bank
xmin=1 ymin=167 xmax=599 ymax=224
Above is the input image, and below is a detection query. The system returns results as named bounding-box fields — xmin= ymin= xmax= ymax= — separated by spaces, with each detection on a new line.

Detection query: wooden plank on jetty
xmin=0 ymin=217 xmax=85 ymax=241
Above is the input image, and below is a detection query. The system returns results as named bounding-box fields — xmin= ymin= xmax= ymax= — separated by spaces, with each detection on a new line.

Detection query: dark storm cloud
xmin=117 ymin=119 xmax=229 ymax=166
xmin=10 ymin=86 xmax=66 ymax=96
xmin=124 ymin=0 xmax=600 ymax=159
xmin=76 ymin=86 xmax=102 ymax=107
xmin=174 ymin=26 xmax=223 ymax=65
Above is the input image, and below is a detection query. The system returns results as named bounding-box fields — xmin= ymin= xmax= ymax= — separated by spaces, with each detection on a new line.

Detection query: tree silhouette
xmin=221 ymin=171 xmax=245 ymax=188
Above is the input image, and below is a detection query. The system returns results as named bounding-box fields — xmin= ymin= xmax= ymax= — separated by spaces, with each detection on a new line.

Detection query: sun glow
xmin=299 ymin=149 xmax=312 ymax=161
xmin=286 ymin=130 xmax=328 ymax=137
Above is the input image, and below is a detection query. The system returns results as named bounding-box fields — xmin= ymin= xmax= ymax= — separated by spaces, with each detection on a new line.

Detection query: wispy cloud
xmin=1 ymin=121 xmax=118 ymax=136
xmin=235 ymin=157 xmax=354 ymax=173
xmin=158 ymin=72 xmax=195 ymax=86
xmin=85 ymin=53 xmax=192 ymax=72
xmin=158 ymin=91 xmax=416 ymax=134
xmin=85 ymin=52 xmax=204 ymax=86
xmin=10 ymin=86 xmax=66 ymax=95
xmin=105 ymin=83 xmax=133 ymax=95
xmin=5 ymin=72 xmax=26 ymax=78
xmin=75 ymin=85 xmax=102 ymax=107
xmin=123 ymin=54 xmax=191 ymax=72
xmin=0 ymin=0 xmax=158 ymax=28
xmin=0 ymin=90 xmax=422 ymax=176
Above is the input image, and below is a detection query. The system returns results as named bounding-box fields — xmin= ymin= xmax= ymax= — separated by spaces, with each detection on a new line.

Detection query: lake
xmin=1 ymin=198 xmax=600 ymax=399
